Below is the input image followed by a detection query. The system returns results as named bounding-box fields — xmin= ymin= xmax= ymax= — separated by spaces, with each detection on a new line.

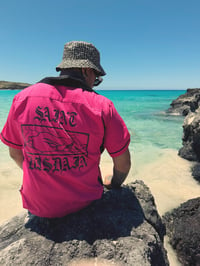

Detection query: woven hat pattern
xmin=56 ymin=41 xmax=106 ymax=76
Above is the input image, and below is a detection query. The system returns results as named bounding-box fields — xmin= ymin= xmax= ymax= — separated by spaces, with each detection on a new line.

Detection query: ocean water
xmin=1 ymin=89 xmax=199 ymax=205
xmin=0 ymin=89 xmax=185 ymax=167
xmin=1 ymin=89 xmax=200 ymax=265
xmin=100 ymin=90 xmax=185 ymax=160
xmin=0 ymin=89 xmax=199 ymax=212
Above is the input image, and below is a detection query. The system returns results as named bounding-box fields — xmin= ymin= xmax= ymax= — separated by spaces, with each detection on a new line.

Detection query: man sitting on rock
xmin=0 ymin=41 xmax=131 ymax=219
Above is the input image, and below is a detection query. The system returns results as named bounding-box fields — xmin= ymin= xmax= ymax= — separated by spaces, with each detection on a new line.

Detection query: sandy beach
xmin=2 ymin=145 xmax=199 ymax=224
xmin=1 ymin=144 xmax=200 ymax=265
xmin=0 ymin=144 xmax=25 ymax=224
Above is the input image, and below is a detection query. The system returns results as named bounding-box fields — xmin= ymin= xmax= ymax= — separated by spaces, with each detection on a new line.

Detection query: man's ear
xmin=82 ymin=68 xmax=88 ymax=77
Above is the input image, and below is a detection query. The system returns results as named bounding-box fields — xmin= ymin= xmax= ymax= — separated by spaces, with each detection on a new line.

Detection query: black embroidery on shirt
xmin=34 ymin=106 xmax=77 ymax=127
xmin=21 ymin=124 xmax=89 ymax=156
xmin=28 ymin=155 xmax=88 ymax=172
xmin=22 ymin=124 xmax=89 ymax=172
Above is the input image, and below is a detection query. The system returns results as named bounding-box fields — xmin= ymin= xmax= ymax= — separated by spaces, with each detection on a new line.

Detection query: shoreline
xmin=1 ymin=148 xmax=199 ymax=224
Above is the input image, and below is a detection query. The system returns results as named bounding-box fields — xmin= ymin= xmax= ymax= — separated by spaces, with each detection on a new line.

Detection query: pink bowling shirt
xmin=0 ymin=82 xmax=130 ymax=217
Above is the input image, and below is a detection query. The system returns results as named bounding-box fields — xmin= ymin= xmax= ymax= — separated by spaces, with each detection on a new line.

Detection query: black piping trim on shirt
xmin=109 ymin=139 xmax=130 ymax=155
xmin=98 ymin=175 xmax=103 ymax=186
xmin=0 ymin=133 xmax=23 ymax=147
xmin=100 ymin=117 xmax=105 ymax=154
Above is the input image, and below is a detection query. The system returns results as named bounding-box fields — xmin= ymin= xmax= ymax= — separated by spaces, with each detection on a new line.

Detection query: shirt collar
xmin=38 ymin=74 xmax=94 ymax=92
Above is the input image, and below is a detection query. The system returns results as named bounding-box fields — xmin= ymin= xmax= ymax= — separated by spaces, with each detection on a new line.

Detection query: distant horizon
xmin=97 ymin=87 xmax=188 ymax=91
xmin=0 ymin=78 xmax=197 ymax=91
xmin=0 ymin=79 xmax=191 ymax=91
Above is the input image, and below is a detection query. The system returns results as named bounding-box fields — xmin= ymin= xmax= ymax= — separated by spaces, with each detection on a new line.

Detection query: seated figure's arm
xmin=9 ymin=147 xmax=23 ymax=169
xmin=104 ymin=148 xmax=131 ymax=189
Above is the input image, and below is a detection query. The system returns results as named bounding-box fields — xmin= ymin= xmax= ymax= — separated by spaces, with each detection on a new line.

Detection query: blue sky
xmin=1 ymin=0 xmax=200 ymax=89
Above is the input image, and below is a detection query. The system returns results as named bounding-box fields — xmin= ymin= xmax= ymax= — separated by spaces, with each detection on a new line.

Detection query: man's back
xmin=0 ymin=41 xmax=131 ymax=218
xmin=1 ymin=81 xmax=130 ymax=217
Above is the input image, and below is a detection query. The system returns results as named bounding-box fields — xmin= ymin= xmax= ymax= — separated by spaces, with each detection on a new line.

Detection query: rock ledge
xmin=0 ymin=181 xmax=169 ymax=266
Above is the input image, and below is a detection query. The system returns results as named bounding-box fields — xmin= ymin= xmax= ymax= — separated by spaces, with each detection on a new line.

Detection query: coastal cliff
xmin=0 ymin=181 xmax=169 ymax=266
xmin=167 ymin=88 xmax=200 ymax=183
xmin=166 ymin=88 xmax=200 ymax=181
xmin=164 ymin=89 xmax=200 ymax=266
xmin=166 ymin=88 xmax=200 ymax=116
xmin=0 ymin=80 xmax=31 ymax=90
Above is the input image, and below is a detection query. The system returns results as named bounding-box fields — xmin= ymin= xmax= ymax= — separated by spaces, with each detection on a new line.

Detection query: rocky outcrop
xmin=191 ymin=163 xmax=200 ymax=183
xmin=0 ymin=180 xmax=169 ymax=266
xmin=167 ymin=89 xmax=200 ymax=182
xmin=164 ymin=90 xmax=200 ymax=265
xmin=166 ymin=88 xmax=200 ymax=116
xmin=177 ymin=107 xmax=200 ymax=182
xmin=163 ymin=197 xmax=200 ymax=266
xmin=178 ymin=108 xmax=200 ymax=162
xmin=164 ymin=90 xmax=200 ymax=266
xmin=0 ymin=80 xmax=31 ymax=90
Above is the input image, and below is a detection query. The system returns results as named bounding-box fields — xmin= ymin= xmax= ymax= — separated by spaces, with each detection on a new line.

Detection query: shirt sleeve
xmin=0 ymin=97 xmax=23 ymax=149
xmin=103 ymin=102 xmax=130 ymax=157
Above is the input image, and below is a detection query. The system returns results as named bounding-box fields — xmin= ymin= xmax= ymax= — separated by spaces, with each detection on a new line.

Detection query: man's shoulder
xmin=14 ymin=82 xmax=55 ymax=101
xmin=82 ymin=91 xmax=114 ymax=112
xmin=89 ymin=91 xmax=112 ymax=105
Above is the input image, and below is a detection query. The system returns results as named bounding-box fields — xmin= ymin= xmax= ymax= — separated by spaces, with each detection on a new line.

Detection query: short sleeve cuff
xmin=108 ymin=138 xmax=130 ymax=158
xmin=0 ymin=133 xmax=23 ymax=149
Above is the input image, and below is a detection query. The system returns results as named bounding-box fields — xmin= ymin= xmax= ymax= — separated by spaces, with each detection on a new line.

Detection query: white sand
xmin=1 ymin=144 xmax=199 ymax=266
xmin=0 ymin=144 xmax=25 ymax=224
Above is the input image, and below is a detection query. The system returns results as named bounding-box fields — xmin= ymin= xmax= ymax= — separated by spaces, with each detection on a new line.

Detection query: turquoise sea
xmin=99 ymin=89 xmax=185 ymax=149
xmin=0 ymin=89 xmax=185 ymax=150
xmin=0 ymin=89 xmax=186 ymax=170
xmin=0 ymin=89 xmax=185 ymax=167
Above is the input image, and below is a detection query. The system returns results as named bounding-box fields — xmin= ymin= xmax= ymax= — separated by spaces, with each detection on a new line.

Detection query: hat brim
xmin=56 ymin=59 xmax=106 ymax=76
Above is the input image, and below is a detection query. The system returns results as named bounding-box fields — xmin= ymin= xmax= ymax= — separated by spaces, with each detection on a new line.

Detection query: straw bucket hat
xmin=56 ymin=41 xmax=106 ymax=76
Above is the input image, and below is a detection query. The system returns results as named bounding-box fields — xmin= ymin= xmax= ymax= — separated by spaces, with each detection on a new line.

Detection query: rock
xmin=178 ymin=107 xmax=200 ymax=163
xmin=166 ymin=88 xmax=200 ymax=116
xmin=191 ymin=163 xmax=200 ymax=182
xmin=0 ymin=80 xmax=31 ymax=90
xmin=163 ymin=198 xmax=200 ymax=266
xmin=172 ymin=93 xmax=200 ymax=181
xmin=0 ymin=180 xmax=169 ymax=266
